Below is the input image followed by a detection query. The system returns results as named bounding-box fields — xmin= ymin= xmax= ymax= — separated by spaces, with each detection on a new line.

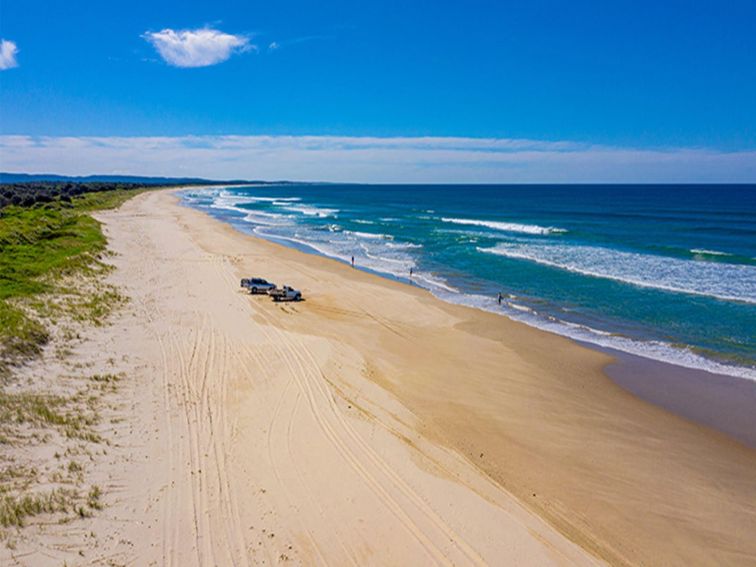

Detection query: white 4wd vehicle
xmin=268 ymin=285 xmax=302 ymax=302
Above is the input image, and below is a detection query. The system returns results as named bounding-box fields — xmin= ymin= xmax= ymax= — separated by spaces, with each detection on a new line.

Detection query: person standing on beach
xmin=409 ymin=267 xmax=413 ymax=281
xmin=351 ymin=255 xmax=355 ymax=268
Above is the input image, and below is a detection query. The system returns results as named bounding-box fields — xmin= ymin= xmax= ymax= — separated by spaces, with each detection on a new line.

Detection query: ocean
xmin=182 ymin=184 xmax=756 ymax=380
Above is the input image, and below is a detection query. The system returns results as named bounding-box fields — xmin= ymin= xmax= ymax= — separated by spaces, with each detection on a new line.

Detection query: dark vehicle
xmin=241 ymin=278 xmax=277 ymax=294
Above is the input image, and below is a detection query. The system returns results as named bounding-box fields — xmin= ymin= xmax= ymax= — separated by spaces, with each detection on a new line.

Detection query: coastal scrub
xmin=0 ymin=189 xmax=143 ymax=375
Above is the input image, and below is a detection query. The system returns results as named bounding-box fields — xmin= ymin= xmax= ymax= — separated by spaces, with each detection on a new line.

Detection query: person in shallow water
xmin=351 ymin=256 xmax=354 ymax=267
xmin=497 ymin=292 xmax=503 ymax=305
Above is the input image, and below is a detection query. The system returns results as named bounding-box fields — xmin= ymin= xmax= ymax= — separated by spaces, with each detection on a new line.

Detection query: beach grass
xmin=0 ymin=189 xmax=143 ymax=536
xmin=0 ymin=189 xmax=144 ymax=374
xmin=0 ymin=390 xmax=101 ymax=443
xmin=0 ymin=488 xmax=78 ymax=528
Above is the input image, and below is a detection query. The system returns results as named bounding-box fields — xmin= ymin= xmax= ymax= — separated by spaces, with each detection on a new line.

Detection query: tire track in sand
xmin=251 ymin=301 xmax=485 ymax=566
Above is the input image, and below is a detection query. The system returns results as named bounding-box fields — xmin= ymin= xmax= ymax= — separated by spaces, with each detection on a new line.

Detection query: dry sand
xmin=16 ymin=189 xmax=756 ymax=566
xmin=77 ymin=189 xmax=602 ymax=566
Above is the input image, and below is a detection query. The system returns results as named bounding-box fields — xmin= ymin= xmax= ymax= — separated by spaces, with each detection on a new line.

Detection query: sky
xmin=1 ymin=0 xmax=755 ymax=182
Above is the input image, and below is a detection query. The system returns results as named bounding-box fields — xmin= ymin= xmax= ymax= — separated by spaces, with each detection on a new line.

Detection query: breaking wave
xmin=441 ymin=217 xmax=567 ymax=235
xmin=479 ymin=243 xmax=756 ymax=304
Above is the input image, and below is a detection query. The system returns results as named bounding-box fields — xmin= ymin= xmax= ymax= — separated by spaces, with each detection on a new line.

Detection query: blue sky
xmin=1 ymin=0 xmax=756 ymax=181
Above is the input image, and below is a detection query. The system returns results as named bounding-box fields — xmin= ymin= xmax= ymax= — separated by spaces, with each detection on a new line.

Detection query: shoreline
xmin=186 ymin=188 xmax=756 ymax=383
xmin=167 ymin=189 xmax=756 ymax=565
xmin=184 ymin=191 xmax=756 ymax=447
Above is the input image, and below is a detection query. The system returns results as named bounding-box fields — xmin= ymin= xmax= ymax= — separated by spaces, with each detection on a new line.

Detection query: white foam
xmin=210 ymin=202 xmax=249 ymax=215
xmin=256 ymin=229 xmax=416 ymax=279
xmin=441 ymin=217 xmax=567 ymax=235
xmin=284 ymin=204 xmax=339 ymax=217
xmin=241 ymin=210 xmax=291 ymax=226
xmin=206 ymin=190 xmax=300 ymax=216
xmin=252 ymin=222 xmax=458 ymax=294
xmin=344 ymin=230 xmax=394 ymax=240
xmin=690 ymin=248 xmax=733 ymax=257
xmin=218 ymin=189 xmax=301 ymax=203
xmin=479 ymin=243 xmax=756 ymax=304
xmin=386 ymin=241 xmax=423 ymax=250
xmin=362 ymin=249 xmax=412 ymax=267
xmin=414 ymin=274 xmax=459 ymax=293
xmin=508 ymin=302 xmax=534 ymax=313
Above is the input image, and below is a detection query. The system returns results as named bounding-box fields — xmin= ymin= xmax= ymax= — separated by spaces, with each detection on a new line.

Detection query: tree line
xmin=0 ymin=182 xmax=148 ymax=209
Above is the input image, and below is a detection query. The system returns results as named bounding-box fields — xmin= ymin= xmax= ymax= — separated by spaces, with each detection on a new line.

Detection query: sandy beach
xmin=19 ymin=188 xmax=753 ymax=566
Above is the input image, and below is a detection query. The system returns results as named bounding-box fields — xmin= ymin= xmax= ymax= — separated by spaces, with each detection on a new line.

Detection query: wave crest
xmin=479 ymin=243 xmax=756 ymax=304
xmin=441 ymin=217 xmax=566 ymax=235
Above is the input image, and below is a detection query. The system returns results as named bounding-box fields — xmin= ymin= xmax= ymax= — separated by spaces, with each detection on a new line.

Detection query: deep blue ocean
xmin=182 ymin=184 xmax=756 ymax=380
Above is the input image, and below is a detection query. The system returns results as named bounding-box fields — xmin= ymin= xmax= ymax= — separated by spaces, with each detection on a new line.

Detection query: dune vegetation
xmin=0 ymin=186 xmax=144 ymax=542
xmin=0 ymin=188 xmax=144 ymax=376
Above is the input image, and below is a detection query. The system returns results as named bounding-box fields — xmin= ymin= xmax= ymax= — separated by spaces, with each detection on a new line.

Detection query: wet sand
xmin=605 ymin=350 xmax=756 ymax=448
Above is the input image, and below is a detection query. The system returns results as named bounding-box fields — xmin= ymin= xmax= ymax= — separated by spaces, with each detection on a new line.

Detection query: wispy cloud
xmin=143 ymin=28 xmax=252 ymax=68
xmin=0 ymin=39 xmax=19 ymax=70
xmin=1 ymin=135 xmax=755 ymax=183
xmin=266 ymin=35 xmax=331 ymax=53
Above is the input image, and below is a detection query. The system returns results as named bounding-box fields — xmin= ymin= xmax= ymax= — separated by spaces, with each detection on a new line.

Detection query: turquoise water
xmin=182 ymin=184 xmax=756 ymax=380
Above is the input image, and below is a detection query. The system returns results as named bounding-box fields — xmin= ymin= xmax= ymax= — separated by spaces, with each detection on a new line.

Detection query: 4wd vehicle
xmin=241 ymin=278 xmax=277 ymax=294
xmin=268 ymin=285 xmax=302 ymax=302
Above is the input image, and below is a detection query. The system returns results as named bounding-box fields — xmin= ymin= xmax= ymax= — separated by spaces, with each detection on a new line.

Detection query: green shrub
xmin=0 ymin=189 xmax=144 ymax=370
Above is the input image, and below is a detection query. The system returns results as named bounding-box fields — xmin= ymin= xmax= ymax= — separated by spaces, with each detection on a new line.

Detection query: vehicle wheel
xmin=251 ymin=287 xmax=257 ymax=294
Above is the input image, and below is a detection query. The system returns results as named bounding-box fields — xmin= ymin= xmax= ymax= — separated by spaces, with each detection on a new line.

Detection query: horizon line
xmin=2 ymin=134 xmax=756 ymax=183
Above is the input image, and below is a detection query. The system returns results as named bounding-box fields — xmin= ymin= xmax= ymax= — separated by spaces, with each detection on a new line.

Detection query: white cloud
xmin=143 ymin=28 xmax=252 ymax=68
xmin=1 ymin=135 xmax=755 ymax=183
xmin=268 ymin=41 xmax=279 ymax=52
xmin=0 ymin=39 xmax=19 ymax=70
